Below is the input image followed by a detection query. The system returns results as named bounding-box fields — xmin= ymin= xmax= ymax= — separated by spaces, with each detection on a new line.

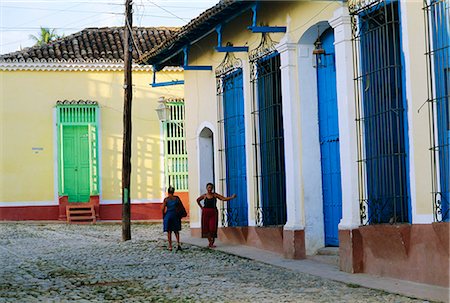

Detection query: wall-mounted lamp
xmin=313 ymin=38 xmax=326 ymax=56
xmin=313 ymin=37 xmax=327 ymax=69
xmin=313 ymin=26 xmax=327 ymax=69
xmin=155 ymin=96 xmax=170 ymax=122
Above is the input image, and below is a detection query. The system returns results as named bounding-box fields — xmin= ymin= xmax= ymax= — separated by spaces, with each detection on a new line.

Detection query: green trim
xmin=56 ymin=104 xmax=99 ymax=198
xmin=163 ymin=102 xmax=189 ymax=191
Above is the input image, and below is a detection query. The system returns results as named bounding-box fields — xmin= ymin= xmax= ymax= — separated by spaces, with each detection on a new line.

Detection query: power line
xmin=0 ymin=1 xmax=217 ymax=53
xmin=0 ymin=5 xmax=124 ymax=14
xmin=1 ymin=5 xmax=197 ymax=18
xmin=0 ymin=14 xmax=119 ymax=47
xmin=11 ymin=3 xmax=86 ymax=28
xmin=2 ymin=27 xmax=90 ymax=31
xmin=145 ymin=0 xmax=190 ymax=23
xmin=0 ymin=1 xmax=123 ymax=4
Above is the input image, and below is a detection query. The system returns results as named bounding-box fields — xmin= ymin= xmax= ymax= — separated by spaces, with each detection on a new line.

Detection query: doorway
xmin=317 ymin=28 xmax=342 ymax=246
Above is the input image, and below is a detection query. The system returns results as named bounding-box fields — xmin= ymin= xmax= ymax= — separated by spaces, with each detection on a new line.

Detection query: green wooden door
xmin=63 ymin=125 xmax=90 ymax=202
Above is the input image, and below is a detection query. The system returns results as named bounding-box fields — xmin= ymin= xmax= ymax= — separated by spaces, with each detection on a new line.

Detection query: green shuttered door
xmin=57 ymin=103 xmax=99 ymax=203
xmin=63 ymin=126 xmax=90 ymax=202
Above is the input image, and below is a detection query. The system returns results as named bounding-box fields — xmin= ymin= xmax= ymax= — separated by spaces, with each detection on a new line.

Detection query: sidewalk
xmin=180 ymin=231 xmax=449 ymax=303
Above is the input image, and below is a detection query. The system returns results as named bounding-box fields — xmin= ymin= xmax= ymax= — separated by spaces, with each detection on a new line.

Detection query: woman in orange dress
xmin=196 ymin=183 xmax=236 ymax=248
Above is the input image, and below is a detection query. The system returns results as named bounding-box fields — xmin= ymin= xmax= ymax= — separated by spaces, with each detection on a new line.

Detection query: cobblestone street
xmin=0 ymin=223 xmax=430 ymax=303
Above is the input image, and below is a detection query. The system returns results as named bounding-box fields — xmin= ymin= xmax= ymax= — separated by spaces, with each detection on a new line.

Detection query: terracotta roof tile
xmin=0 ymin=26 xmax=179 ymax=63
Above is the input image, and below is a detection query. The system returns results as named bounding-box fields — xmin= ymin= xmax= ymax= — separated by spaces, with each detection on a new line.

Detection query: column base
xmin=339 ymin=229 xmax=363 ymax=273
xmin=283 ymin=229 xmax=306 ymax=259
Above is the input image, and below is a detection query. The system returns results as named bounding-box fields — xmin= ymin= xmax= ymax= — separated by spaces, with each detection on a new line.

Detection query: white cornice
xmin=0 ymin=58 xmax=182 ymax=72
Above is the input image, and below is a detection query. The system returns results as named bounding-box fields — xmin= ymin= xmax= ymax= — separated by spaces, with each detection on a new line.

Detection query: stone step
xmin=317 ymin=247 xmax=339 ymax=256
xmin=308 ymin=254 xmax=339 ymax=267
xmin=307 ymin=247 xmax=340 ymax=267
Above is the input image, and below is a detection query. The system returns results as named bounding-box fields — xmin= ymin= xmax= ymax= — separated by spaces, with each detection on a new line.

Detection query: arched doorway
xmin=198 ymin=127 xmax=214 ymax=193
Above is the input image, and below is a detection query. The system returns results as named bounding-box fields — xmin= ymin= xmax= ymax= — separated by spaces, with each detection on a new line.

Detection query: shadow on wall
xmin=104 ymin=134 xmax=160 ymax=201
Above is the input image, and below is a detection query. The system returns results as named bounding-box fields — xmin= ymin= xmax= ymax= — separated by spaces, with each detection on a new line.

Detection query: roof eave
xmin=138 ymin=1 xmax=255 ymax=68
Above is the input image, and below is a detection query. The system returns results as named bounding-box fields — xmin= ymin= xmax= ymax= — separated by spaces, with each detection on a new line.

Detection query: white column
xmin=329 ymin=7 xmax=360 ymax=229
xmin=276 ymin=34 xmax=304 ymax=230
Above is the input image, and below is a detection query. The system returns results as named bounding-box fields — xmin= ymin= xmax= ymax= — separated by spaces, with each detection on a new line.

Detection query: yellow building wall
xmin=184 ymin=1 xmax=434 ymax=224
xmin=185 ymin=1 xmax=341 ymax=224
xmin=0 ymin=68 xmax=183 ymax=203
xmin=401 ymin=1 xmax=433 ymax=216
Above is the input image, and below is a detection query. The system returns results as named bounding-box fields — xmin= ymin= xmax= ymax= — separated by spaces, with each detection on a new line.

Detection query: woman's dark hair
xmin=168 ymin=186 xmax=175 ymax=194
xmin=206 ymin=183 xmax=214 ymax=189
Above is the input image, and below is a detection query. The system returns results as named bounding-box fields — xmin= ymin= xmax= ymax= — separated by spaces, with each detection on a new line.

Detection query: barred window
xmin=164 ymin=100 xmax=188 ymax=191
xmin=424 ymin=0 xmax=449 ymax=222
xmin=350 ymin=0 xmax=410 ymax=224
xmin=250 ymin=50 xmax=287 ymax=227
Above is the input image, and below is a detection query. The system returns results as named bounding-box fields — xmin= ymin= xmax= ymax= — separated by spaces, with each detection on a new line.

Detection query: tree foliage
xmin=29 ymin=27 xmax=61 ymax=46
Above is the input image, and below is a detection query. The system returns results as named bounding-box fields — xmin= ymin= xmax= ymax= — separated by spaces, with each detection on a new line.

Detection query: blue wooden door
xmin=223 ymin=69 xmax=248 ymax=226
xmin=317 ymin=29 xmax=342 ymax=246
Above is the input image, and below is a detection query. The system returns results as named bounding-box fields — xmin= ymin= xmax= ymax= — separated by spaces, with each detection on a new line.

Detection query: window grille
xmin=424 ymin=0 xmax=449 ymax=222
xmin=216 ymin=53 xmax=248 ymax=227
xmin=250 ymin=35 xmax=287 ymax=226
xmin=164 ymin=101 xmax=188 ymax=191
xmin=350 ymin=0 xmax=410 ymax=225
xmin=56 ymin=101 xmax=99 ymax=197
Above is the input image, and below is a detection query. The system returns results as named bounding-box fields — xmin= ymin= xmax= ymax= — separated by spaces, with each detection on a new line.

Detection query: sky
xmin=0 ymin=0 xmax=219 ymax=55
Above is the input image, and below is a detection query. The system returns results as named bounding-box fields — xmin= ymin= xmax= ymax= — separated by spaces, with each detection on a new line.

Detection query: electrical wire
xmin=145 ymin=0 xmax=190 ymax=23
xmin=125 ymin=16 xmax=143 ymax=58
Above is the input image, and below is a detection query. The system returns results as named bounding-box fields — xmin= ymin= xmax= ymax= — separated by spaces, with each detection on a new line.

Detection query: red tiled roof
xmin=138 ymin=0 xmax=254 ymax=66
xmin=0 ymin=27 xmax=179 ymax=63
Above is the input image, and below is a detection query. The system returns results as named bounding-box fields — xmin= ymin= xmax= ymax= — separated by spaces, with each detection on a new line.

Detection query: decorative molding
xmin=0 ymin=58 xmax=183 ymax=72
xmin=56 ymin=100 xmax=99 ymax=106
xmin=329 ymin=7 xmax=352 ymax=29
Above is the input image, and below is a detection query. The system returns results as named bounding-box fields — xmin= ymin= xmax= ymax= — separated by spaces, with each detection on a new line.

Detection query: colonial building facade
xmin=139 ymin=0 xmax=449 ymax=286
xmin=0 ymin=27 xmax=188 ymax=221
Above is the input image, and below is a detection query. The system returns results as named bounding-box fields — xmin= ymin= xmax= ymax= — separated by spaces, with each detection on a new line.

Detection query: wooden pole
xmin=122 ymin=0 xmax=133 ymax=241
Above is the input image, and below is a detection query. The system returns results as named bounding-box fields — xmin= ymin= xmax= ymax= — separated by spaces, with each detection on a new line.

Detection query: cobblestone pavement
xmin=0 ymin=223 xmax=431 ymax=303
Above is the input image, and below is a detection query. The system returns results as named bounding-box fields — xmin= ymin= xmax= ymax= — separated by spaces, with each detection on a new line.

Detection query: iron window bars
xmin=350 ymin=0 xmax=410 ymax=225
xmin=250 ymin=33 xmax=287 ymax=227
xmin=424 ymin=0 xmax=450 ymax=222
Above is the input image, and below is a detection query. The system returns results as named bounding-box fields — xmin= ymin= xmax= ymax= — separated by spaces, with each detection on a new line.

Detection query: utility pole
xmin=122 ymin=0 xmax=133 ymax=241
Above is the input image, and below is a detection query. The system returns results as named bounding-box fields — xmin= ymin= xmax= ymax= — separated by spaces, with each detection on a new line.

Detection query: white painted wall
xmin=329 ymin=7 xmax=360 ymax=230
xmin=297 ymin=21 xmax=330 ymax=254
